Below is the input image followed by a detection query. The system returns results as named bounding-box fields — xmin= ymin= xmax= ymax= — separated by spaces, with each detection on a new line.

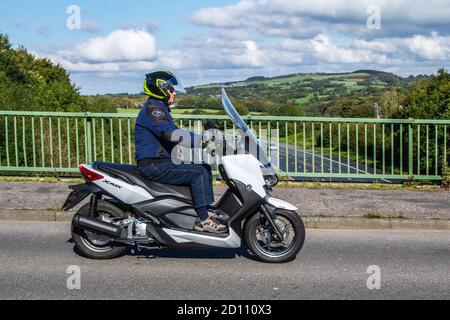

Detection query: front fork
xmin=260 ymin=203 xmax=284 ymax=239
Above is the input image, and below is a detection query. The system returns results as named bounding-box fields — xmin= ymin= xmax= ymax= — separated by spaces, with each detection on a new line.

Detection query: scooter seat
xmin=92 ymin=162 xmax=193 ymax=202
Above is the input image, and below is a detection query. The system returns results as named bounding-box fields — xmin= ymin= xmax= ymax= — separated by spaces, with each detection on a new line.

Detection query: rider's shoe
xmin=194 ymin=216 xmax=227 ymax=234
xmin=208 ymin=207 xmax=229 ymax=223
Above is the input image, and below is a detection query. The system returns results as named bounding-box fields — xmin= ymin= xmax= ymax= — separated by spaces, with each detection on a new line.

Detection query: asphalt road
xmin=276 ymin=143 xmax=394 ymax=183
xmin=0 ymin=221 xmax=449 ymax=300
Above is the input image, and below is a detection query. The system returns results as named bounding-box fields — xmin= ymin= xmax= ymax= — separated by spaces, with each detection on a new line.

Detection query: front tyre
xmin=72 ymin=200 xmax=127 ymax=260
xmin=244 ymin=210 xmax=305 ymax=263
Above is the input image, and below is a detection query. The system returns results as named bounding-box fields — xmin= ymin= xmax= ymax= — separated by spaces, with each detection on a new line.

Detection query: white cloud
xmin=311 ymin=35 xmax=389 ymax=64
xmin=229 ymin=41 xmax=266 ymax=68
xmin=40 ymin=28 xmax=170 ymax=74
xmin=43 ymin=54 xmax=127 ymax=73
xmin=174 ymin=36 xmax=270 ymax=69
xmin=190 ymin=0 xmax=256 ymax=28
xmin=46 ymin=54 xmax=182 ymax=74
xmin=277 ymin=38 xmax=310 ymax=51
xmin=70 ymin=29 xmax=157 ymax=63
xmin=212 ymin=29 xmax=253 ymax=41
xmin=191 ymin=0 xmax=450 ymax=39
xmin=155 ymin=51 xmax=186 ymax=70
xmin=406 ymin=33 xmax=450 ymax=60
xmin=353 ymin=39 xmax=397 ymax=53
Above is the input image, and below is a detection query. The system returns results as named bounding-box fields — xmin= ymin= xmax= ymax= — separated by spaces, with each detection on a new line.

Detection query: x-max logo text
xmin=103 ymin=180 xmax=122 ymax=189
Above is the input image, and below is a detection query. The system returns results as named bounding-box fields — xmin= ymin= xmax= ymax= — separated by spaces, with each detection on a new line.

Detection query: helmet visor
xmin=166 ymin=77 xmax=186 ymax=94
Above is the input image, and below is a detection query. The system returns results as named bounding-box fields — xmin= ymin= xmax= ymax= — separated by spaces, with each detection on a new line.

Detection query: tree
xmin=325 ymin=97 xmax=376 ymax=118
xmin=380 ymin=88 xmax=407 ymax=119
xmin=0 ymin=32 xmax=88 ymax=112
xmin=276 ymin=105 xmax=303 ymax=117
xmin=401 ymin=68 xmax=450 ymax=120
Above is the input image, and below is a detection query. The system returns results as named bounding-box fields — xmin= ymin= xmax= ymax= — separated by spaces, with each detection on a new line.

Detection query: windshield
xmin=221 ymin=88 xmax=276 ymax=175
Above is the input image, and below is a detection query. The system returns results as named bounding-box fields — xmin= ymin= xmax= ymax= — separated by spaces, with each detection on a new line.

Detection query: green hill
xmin=185 ymin=70 xmax=423 ymax=117
xmin=187 ymin=70 xmax=415 ymax=102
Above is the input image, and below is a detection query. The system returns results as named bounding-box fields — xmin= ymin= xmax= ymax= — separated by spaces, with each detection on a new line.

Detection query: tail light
xmin=79 ymin=165 xmax=104 ymax=183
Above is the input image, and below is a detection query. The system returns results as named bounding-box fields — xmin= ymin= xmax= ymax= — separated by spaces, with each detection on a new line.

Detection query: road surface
xmin=0 ymin=221 xmax=448 ymax=300
xmin=276 ymin=143 xmax=395 ymax=183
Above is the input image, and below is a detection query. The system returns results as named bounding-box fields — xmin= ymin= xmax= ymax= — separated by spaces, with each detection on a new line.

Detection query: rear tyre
xmin=72 ymin=200 xmax=127 ymax=260
xmin=244 ymin=209 xmax=305 ymax=263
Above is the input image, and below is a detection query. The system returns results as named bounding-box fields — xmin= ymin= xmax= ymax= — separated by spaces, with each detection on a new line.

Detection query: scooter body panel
xmin=267 ymin=197 xmax=298 ymax=211
xmin=163 ymin=228 xmax=241 ymax=248
xmin=85 ymin=165 xmax=154 ymax=204
xmin=222 ymin=155 xmax=267 ymax=198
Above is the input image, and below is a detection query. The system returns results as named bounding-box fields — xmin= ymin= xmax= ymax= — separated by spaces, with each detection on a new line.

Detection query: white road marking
xmin=279 ymin=143 xmax=392 ymax=183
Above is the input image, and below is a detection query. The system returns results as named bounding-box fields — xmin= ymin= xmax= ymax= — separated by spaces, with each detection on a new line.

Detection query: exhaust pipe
xmin=73 ymin=214 xmax=127 ymax=239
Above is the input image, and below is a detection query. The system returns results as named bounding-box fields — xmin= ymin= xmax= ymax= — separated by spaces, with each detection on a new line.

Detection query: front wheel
xmin=244 ymin=209 xmax=305 ymax=263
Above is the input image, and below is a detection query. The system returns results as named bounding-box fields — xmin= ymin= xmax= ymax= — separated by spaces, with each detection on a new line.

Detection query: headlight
xmin=260 ymin=165 xmax=278 ymax=188
xmin=264 ymin=174 xmax=279 ymax=188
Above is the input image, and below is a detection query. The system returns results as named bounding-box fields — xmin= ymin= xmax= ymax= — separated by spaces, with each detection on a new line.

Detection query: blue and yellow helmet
xmin=143 ymin=71 xmax=185 ymax=101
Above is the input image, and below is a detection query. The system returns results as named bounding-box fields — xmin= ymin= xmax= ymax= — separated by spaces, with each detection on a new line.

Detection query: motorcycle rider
xmin=135 ymin=71 xmax=226 ymax=234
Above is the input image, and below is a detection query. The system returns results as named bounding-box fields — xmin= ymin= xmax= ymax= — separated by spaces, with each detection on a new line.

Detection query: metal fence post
xmin=408 ymin=121 xmax=414 ymax=176
xmin=86 ymin=113 xmax=93 ymax=164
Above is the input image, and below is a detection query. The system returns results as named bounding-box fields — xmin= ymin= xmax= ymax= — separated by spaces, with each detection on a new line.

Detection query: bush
xmin=0 ymin=33 xmax=87 ymax=112
xmin=401 ymin=68 xmax=450 ymax=120
xmin=441 ymin=149 xmax=450 ymax=189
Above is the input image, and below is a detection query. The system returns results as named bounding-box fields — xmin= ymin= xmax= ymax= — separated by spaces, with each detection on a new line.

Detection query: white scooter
xmin=63 ymin=89 xmax=305 ymax=263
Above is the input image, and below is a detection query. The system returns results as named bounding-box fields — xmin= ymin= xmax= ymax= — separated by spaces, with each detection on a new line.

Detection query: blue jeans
xmin=138 ymin=161 xmax=214 ymax=210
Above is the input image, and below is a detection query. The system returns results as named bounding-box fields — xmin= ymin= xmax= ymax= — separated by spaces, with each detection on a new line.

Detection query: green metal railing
xmin=0 ymin=111 xmax=449 ymax=182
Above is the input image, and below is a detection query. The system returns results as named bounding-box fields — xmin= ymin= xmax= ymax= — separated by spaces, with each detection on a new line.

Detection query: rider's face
xmin=168 ymin=90 xmax=176 ymax=105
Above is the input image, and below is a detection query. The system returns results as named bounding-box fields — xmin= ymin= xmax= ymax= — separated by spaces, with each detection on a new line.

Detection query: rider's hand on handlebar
xmin=202 ymin=138 xmax=217 ymax=157
xmin=202 ymin=138 xmax=215 ymax=149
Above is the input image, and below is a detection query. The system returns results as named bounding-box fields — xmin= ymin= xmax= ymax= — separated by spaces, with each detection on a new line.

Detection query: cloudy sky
xmin=1 ymin=0 xmax=449 ymax=94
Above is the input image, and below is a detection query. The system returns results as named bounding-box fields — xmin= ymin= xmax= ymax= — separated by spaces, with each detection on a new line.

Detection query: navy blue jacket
xmin=135 ymin=99 xmax=200 ymax=161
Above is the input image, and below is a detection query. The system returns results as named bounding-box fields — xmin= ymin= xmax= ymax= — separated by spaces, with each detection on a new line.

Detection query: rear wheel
xmin=72 ymin=200 xmax=127 ymax=260
xmin=244 ymin=209 xmax=305 ymax=263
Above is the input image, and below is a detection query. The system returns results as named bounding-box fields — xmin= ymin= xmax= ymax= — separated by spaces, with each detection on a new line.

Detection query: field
xmin=188 ymin=70 xmax=400 ymax=114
